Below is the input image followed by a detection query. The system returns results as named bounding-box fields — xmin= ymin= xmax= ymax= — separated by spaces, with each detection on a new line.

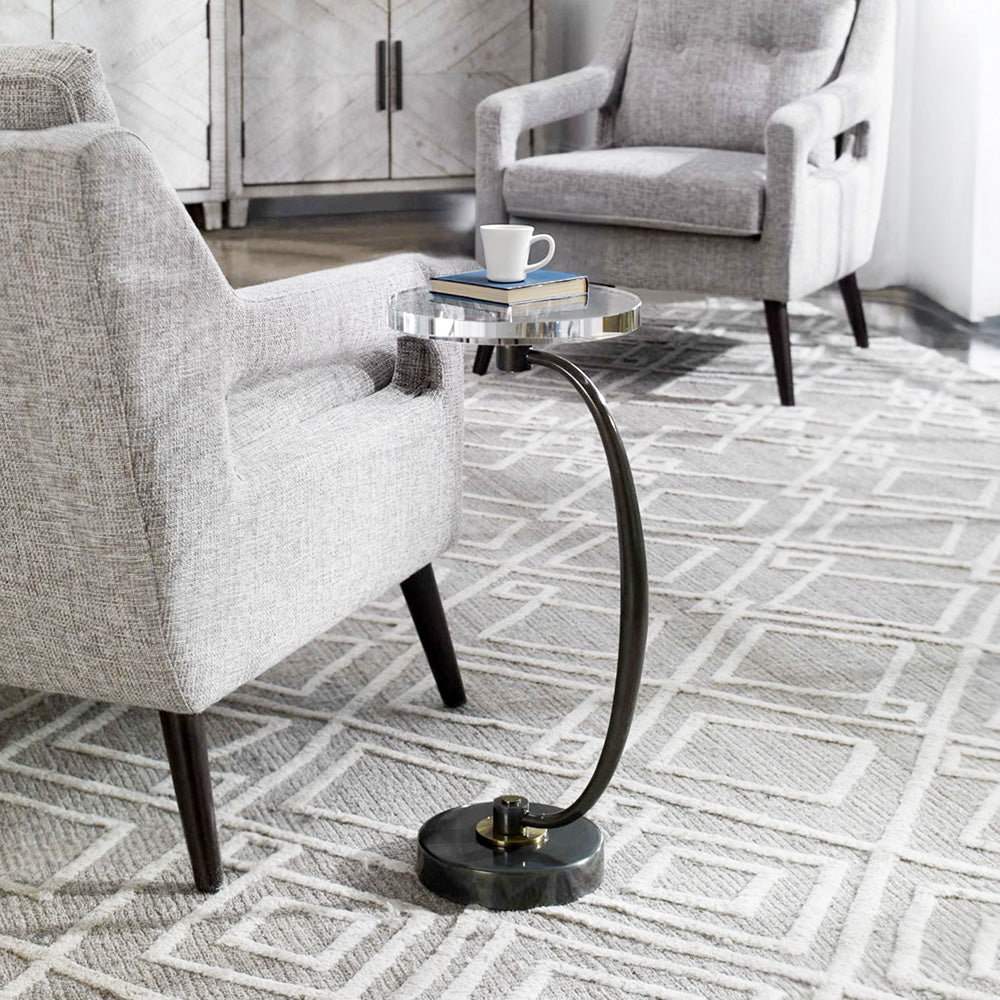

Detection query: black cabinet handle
xmin=393 ymin=39 xmax=403 ymax=110
xmin=376 ymin=40 xmax=387 ymax=111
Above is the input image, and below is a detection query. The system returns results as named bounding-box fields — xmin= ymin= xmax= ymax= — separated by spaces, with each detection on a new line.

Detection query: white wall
xmin=899 ymin=2 xmax=981 ymax=316
xmin=857 ymin=0 xmax=915 ymax=292
xmin=971 ymin=0 xmax=1000 ymax=320
xmin=545 ymin=0 xmax=1000 ymax=321
xmin=873 ymin=0 xmax=1000 ymax=321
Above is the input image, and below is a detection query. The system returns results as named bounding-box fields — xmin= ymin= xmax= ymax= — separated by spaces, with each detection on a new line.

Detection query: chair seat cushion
xmin=503 ymin=146 xmax=767 ymax=237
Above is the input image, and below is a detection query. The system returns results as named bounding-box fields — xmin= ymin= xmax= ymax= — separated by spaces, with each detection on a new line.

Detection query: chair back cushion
xmin=614 ymin=0 xmax=858 ymax=153
xmin=0 ymin=42 xmax=118 ymax=130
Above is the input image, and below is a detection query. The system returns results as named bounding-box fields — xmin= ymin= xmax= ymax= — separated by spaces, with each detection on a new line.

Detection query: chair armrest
xmin=392 ymin=334 xmax=464 ymax=395
xmin=476 ymin=65 xmax=617 ymax=235
xmin=763 ymin=72 xmax=879 ymax=245
xmin=765 ymin=72 xmax=877 ymax=172
xmin=477 ymin=66 xmax=617 ymax=157
xmin=761 ymin=72 xmax=884 ymax=299
xmin=234 ymin=252 xmax=475 ymax=379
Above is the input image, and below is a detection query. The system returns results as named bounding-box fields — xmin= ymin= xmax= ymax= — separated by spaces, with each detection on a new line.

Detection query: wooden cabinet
xmin=390 ymin=0 xmax=533 ymax=179
xmin=0 ymin=0 xmax=227 ymax=228
xmin=241 ymin=0 xmax=390 ymax=185
xmin=1 ymin=1 xmax=541 ymax=228
xmin=53 ymin=0 xmax=212 ymax=191
xmin=227 ymin=0 xmax=540 ymax=223
xmin=2 ymin=1 xmax=50 ymax=43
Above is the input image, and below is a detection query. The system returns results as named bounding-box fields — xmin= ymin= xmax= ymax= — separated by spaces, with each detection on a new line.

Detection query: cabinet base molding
xmin=224 ymin=179 xmax=473 ymax=228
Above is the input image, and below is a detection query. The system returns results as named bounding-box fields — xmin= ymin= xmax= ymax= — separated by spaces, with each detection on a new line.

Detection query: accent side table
xmin=391 ymin=285 xmax=648 ymax=910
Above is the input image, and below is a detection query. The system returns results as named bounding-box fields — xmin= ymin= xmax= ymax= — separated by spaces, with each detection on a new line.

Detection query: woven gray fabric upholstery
xmin=0 ymin=42 xmax=117 ymax=129
xmin=504 ymin=146 xmax=768 ymax=236
xmin=476 ymin=0 xmax=896 ymax=302
xmin=0 ymin=47 xmax=469 ymax=714
xmin=615 ymin=0 xmax=858 ymax=160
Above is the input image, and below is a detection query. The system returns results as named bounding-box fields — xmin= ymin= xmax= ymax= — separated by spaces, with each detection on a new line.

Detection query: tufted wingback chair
xmin=475 ymin=0 xmax=898 ymax=404
xmin=0 ymin=43 xmax=469 ymax=893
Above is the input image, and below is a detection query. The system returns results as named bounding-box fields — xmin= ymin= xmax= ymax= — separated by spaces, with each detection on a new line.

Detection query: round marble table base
xmin=417 ymin=802 xmax=604 ymax=911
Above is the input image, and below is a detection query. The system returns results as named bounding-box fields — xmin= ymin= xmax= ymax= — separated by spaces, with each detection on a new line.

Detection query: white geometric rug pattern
xmin=1 ymin=298 xmax=999 ymax=1000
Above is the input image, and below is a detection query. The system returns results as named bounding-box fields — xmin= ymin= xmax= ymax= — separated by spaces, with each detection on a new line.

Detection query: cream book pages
xmin=242 ymin=0 xmax=390 ymax=185
xmin=52 ymin=0 xmax=211 ymax=191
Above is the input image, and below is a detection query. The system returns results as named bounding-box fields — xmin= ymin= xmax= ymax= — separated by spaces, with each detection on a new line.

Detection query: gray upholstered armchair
xmin=475 ymin=0 xmax=897 ymax=404
xmin=0 ymin=43 xmax=468 ymax=893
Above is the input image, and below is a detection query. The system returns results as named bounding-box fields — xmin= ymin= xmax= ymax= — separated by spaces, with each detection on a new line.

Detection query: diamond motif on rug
xmin=2 ymin=297 xmax=1000 ymax=998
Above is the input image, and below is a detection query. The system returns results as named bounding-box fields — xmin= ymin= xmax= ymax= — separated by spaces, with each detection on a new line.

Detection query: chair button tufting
xmin=674 ymin=42 xmax=685 ymax=53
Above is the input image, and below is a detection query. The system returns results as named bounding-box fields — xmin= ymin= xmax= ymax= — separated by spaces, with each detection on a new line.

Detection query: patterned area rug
xmin=3 ymin=297 xmax=1000 ymax=1000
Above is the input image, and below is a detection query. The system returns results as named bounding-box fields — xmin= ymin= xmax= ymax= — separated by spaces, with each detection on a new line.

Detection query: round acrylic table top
xmin=390 ymin=284 xmax=641 ymax=346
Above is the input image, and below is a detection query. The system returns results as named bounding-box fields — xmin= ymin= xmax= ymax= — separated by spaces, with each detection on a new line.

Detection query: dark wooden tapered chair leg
xmin=160 ymin=710 xmax=223 ymax=893
xmin=763 ymin=300 xmax=795 ymax=406
xmin=400 ymin=563 xmax=466 ymax=707
xmin=472 ymin=345 xmax=494 ymax=376
xmin=838 ymin=272 xmax=870 ymax=348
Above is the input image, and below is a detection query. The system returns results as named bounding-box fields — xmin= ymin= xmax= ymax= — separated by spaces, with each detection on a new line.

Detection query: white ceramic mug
xmin=480 ymin=224 xmax=555 ymax=283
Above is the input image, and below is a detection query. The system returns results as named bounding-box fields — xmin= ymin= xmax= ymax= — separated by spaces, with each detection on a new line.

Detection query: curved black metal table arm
xmin=514 ymin=348 xmax=648 ymax=829
xmin=416 ymin=343 xmax=649 ymax=910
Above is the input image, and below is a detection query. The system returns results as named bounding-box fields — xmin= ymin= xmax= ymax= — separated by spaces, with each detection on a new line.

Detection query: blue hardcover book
xmin=430 ymin=268 xmax=588 ymax=304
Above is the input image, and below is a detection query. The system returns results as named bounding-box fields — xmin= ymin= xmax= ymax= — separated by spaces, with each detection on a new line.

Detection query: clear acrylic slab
xmin=390 ymin=285 xmax=641 ymax=345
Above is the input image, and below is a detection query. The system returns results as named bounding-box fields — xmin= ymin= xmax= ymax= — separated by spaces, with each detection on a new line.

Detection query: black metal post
xmin=417 ymin=345 xmax=649 ymax=909
xmin=519 ymin=349 xmax=648 ymax=828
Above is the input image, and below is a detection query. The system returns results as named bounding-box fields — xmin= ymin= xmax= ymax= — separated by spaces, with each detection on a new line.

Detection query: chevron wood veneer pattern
xmin=1 ymin=299 xmax=999 ymax=998
xmin=390 ymin=0 xmax=532 ymax=178
xmin=0 ymin=1 xmax=50 ymax=44
xmin=52 ymin=0 xmax=211 ymax=190
xmin=242 ymin=0 xmax=391 ymax=186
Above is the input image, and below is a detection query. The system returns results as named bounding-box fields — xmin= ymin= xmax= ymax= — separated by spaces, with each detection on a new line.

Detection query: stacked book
xmin=430 ymin=269 xmax=588 ymax=312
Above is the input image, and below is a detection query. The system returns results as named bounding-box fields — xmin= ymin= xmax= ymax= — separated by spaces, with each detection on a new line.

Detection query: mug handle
xmin=525 ymin=234 xmax=555 ymax=274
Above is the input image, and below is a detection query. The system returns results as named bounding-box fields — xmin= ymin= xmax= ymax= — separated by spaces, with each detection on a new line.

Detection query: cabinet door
xmin=242 ymin=0 xmax=389 ymax=185
xmin=52 ymin=0 xmax=210 ymax=190
xmin=390 ymin=0 xmax=532 ymax=179
xmin=0 ymin=1 xmax=51 ymax=43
